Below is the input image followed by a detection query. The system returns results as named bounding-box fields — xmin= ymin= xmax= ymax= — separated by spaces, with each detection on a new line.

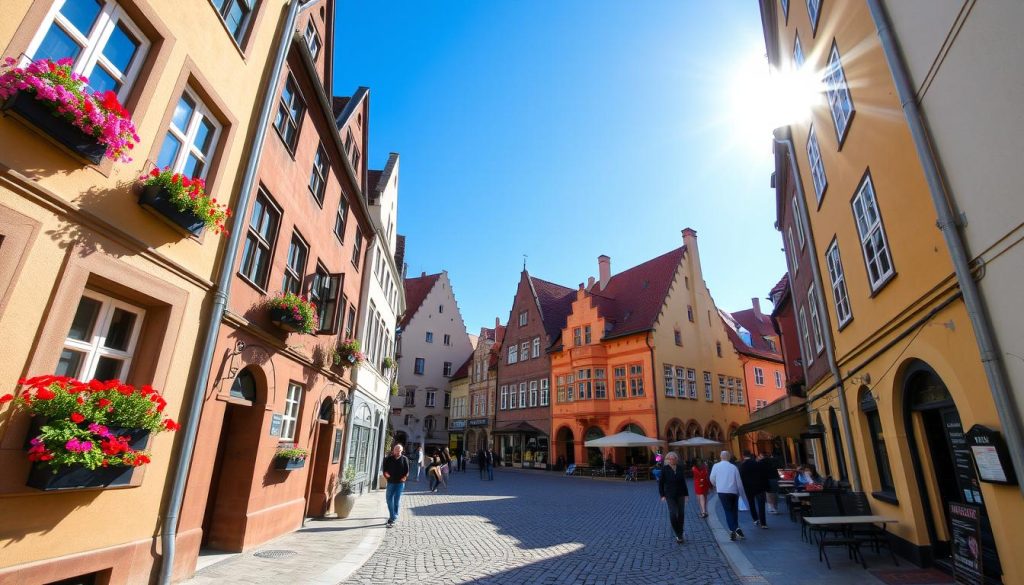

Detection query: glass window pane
xmin=87 ymin=66 xmax=119 ymax=94
xmin=172 ymin=95 xmax=196 ymax=132
xmin=194 ymin=118 xmax=216 ymax=155
xmin=250 ymin=198 xmax=265 ymax=230
xmin=68 ymin=296 xmax=102 ymax=341
xmin=94 ymin=356 xmax=123 ymax=380
xmin=104 ymin=308 xmax=137 ymax=351
xmin=102 ymin=22 xmax=140 ymax=72
xmin=56 ymin=349 xmax=85 ymax=377
xmin=224 ymin=2 xmax=247 ymax=39
xmin=34 ymin=25 xmax=82 ymax=63
xmin=156 ymin=134 xmax=181 ymax=169
xmin=182 ymin=153 xmax=204 ymax=179
xmin=59 ymin=0 xmax=102 ymax=36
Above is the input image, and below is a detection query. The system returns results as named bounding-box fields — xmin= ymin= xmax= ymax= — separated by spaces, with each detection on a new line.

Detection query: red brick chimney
xmin=752 ymin=297 xmax=762 ymax=316
xmin=598 ymin=255 xmax=611 ymax=290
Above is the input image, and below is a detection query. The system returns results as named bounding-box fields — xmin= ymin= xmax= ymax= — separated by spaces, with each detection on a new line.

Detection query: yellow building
xmin=446 ymin=356 xmax=472 ymax=453
xmin=761 ymin=0 xmax=1022 ymax=581
xmin=0 ymin=0 xmax=287 ymax=582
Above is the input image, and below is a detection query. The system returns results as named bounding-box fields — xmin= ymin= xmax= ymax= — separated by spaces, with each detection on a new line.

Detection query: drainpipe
xmin=773 ymin=131 xmax=863 ymax=492
xmin=158 ymin=2 xmax=317 ymax=583
xmin=867 ymin=0 xmax=1024 ymax=496
xmin=645 ymin=332 xmax=661 ymax=447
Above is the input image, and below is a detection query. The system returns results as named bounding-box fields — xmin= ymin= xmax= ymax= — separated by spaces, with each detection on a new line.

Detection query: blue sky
xmin=334 ymin=2 xmax=786 ymax=333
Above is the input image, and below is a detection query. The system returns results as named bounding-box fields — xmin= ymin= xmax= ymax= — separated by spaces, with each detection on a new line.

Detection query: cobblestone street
xmin=343 ymin=469 xmax=741 ymax=585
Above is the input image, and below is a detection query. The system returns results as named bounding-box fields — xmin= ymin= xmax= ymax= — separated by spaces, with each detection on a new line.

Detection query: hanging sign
xmin=966 ymin=425 xmax=1017 ymax=486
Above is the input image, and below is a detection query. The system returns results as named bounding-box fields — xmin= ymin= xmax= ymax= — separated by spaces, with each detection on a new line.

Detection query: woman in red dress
xmin=692 ymin=459 xmax=711 ymax=518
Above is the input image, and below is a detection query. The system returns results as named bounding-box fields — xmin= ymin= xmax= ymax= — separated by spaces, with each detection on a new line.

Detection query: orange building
xmin=725 ymin=299 xmax=787 ymax=415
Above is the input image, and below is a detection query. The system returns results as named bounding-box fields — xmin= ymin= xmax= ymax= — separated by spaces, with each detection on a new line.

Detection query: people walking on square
xmin=382 ymin=443 xmax=409 ymax=528
xmin=441 ymin=447 xmax=453 ymax=484
xmin=409 ymin=446 xmax=421 ymax=482
xmin=739 ymin=451 xmax=768 ymax=529
xmin=759 ymin=452 xmax=781 ymax=514
xmin=478 ymin=447 xmax=488 ymax=479
xmin=657 ymin=452 xmax=690 ymax=544
xmin=691 ymin=458 xmax=711 ymax=519
xmin=486 ymin=446 xmax=496 ymax=481
xmin=710 ymin=450 xmax=745 ymax=541
xmin=427 ymin=455 xmax=446 ymax=492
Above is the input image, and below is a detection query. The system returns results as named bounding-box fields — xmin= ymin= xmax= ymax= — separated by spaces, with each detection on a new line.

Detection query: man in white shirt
xmin=709 ymin=450 xmax=746 ymax=541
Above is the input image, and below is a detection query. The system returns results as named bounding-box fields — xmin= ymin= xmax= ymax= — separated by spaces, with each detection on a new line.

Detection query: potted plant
xmin=381 ymin=356 xmax=395 ymax=370
xmin=273 ymin=447 xmax=308 ymax=470
xmin=333 ymin=465 xmax=357 ymax=518
xmin=266 ymin=292 xmax=318 ymax=334
xmin=137 ymin=168 xmax=231 ymax=236
xmin=0 ymin=375 xmax=179 ymax=491
xmin=390 ymin=382 xmax=399 ymax=396
xmin=0 ymin=57 xmax=139 ymax=164
xmin=332 ymin=339 xmax=365 ymax=369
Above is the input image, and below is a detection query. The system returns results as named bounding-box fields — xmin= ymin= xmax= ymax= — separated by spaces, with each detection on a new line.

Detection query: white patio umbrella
xmin=584 ymin=431 xmax=664 ymax=448
xmin=668 ymin=437 xmax=723 ymax=447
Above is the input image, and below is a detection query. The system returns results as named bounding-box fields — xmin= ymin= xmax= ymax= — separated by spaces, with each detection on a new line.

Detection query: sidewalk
xmin=181 ymin=490 xmax=388 ymax=585
xmin=705 ymin=491 xmax=954 ymax=585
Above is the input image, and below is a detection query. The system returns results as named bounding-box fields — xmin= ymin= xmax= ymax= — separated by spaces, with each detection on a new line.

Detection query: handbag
xmin=738 ymin=494 xmax=750 ymax=512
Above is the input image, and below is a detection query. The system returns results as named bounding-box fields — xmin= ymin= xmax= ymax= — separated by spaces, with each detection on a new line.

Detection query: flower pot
xmin=333 ymin=492 xmax=356 ymax=518
xmin=138 ymin=184 xmax=206 ymax=236
xmin=273 ymin=456 xmax=305 ymax=470
xmin=26 ymin=429 xmax=150 ymax=491
xmin=2 ymin=91 xmax=105 ymax=164
xmin=269 ymin=307 xmax=303 ymax=333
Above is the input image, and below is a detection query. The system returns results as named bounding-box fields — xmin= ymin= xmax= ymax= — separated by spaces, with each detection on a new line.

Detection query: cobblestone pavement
xmin=343 ymin=469 xmax=741 ymax=585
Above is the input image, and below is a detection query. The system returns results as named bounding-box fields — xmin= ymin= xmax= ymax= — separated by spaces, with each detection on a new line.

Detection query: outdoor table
xmin=803 ymin=516 xmax=898 ymax=570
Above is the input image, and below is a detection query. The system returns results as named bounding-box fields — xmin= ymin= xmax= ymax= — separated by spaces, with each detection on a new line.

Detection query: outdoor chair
xmin=624 ymin=466 xmax=638 ymax=481
xmin=804 ymin=493 xmax=844 ymax=543
xmin=841 ymin=492 xmax=899 ymax=566
xmin=806 ymin=493 xmax=865 ymax=570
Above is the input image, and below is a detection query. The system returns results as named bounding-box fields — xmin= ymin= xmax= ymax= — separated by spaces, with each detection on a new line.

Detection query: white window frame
xmin=824 ymin=42 xmax=855 ymax=142
xmin=852 ymin=174 xmax=895 ymax=291
xmin=519 ymin=382 xmax=527 ymax=408
xmin=737 ymin=379 xmax=745 ymax=404
xmin=719 ymin=375 xmax=727 ymax=403
xmin=807 ymin=0 xmax=821 ymax=35
xmin=807 ymin=126 xmax=827 ymax=203
xmin=799 ymin=306 xmax=814 ymax=365
xmin=518 ymin=310 xmax=528 ymax=326
xmin=509 ymin=387 xmax=517 ymax=409
xmin=754 ymin=367 xmax=765 ymax=386
xmin=793 ymin=34 xmax=804 ymax=69
xmin=704 ymin=371 xmax=713 ymax=401
xmin=26 ymin=0 xmax=151 ymax=102
xmin=500 ymin=385 xmax=508 ymax=410
xmin=781 ymin=0 xmax=789 ymax=21
xmin=281 ymin=382 xmax=302 ymax=441
xmin=675 ymin=367 xmax=686 ymax=399
xmin=540 ymin=378 xmax=549 ymax=406
xmin=426 ymin=391 xmax=436 ymax=408
xmin=688 ymin=369 xmax=697 ymax=399
xmin=443 ymin=361 xmax=453 ymax=377
xmin=808 ymin=288 xmax=825 ymax=354
xmin=508 ymin=344 xmax=518 ymax=364
xmin=59 ymin=291 xmax=145 ymax=381
xmin=308 ymin=142 xmax=328 ymax=205
xmin=157 ymin=87 xmax=222 ymax=179
xmin=792 ymin=197 xmax=806 ymax=249
xmin=520 ymin=341 xmax=529 ymax=360
xmin=664 ymin=365 xmax=675 ymax=397
xmin=787 ymin=227 xmax=799 ymax=274
xmin=532 ymin=337 xmax=540 ymax=358
xmin=529 ymin=380 xmax=538 ymax=407
xmin=826 ymin=239 xmax=853 ymax=327
xmin=303 ymin=20 xmax=321 ymax=60
xmin=775 ymin=371 xmax=783 ymax=388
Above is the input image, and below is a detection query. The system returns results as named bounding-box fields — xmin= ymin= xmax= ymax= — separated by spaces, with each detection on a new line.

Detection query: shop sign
xmin=269 ymin=413 xmax=283 ymax=436
xmin=468 ymin=418 xmax=489 ymax=427
xmin=950 ymin=503 xmax=982 ymax=584
xmin=449 ymin=419 xmax=467 ymax=431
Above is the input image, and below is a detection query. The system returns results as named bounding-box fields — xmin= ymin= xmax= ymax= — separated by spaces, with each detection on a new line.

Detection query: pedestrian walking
xmin=477 ymin=447 xmax=488 ymax=479
xmin=459 ymin=447 xmax=467 ymax=472
xmin=441 ymin=447 xmax=453 ymax=484
xmin=739 ymin=451 xmax=768 ymax=529
xmin=710 ymin=450 xmax=746 ymax=541
xmin=409 ymin=446 xmax=421 ymax=482
xmin=381 ymin=443 xmax=410 ymax=528
xmin=759 ymin=452 xmax=781 ymax=514
xmin=657 ymin=452 xmax=690 ymax=544
xmin=426 ymin=455 xmax=446 ymax=492
xmin=691 ymin=458 xmax=711 ymax=519
xmin=486 ymin=446 xmax=496 ymax=481
xmin=415 ymin=446 xmax=424 ymax=482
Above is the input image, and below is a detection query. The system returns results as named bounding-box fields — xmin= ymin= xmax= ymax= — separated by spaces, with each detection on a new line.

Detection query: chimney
xmin=495 ymin=317 xmax=501 ymax=329
xmin=420 ymin=271 xmax=426 ymax=277
xmin=598 ymin=255 xmax=611 ymax=290
xmin=752 ymin=297 xmax=762 ymax=316
xmin=586 ymin=276 xmax=595 ymax=291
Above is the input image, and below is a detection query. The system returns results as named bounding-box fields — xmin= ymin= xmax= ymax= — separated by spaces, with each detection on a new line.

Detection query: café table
xmin=803 ymin=516 xmax=898 ymax=570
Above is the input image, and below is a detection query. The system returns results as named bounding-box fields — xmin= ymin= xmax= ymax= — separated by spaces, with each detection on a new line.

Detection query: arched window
xmin=686 ymin=421 xmax=702 ymax=438
xmin=666 ymin=420 xmax=684 ymax=442
xmin=230 ymin=368 xmax=257 ymax=401
xmin=705 ymin=422 xmax=723 ymax=442
xmin=621 ymin=423 xmax=646 ymax=436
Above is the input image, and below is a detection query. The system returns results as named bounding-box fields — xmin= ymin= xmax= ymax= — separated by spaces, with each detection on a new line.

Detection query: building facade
xmin=761 ymin=1 xmax=1022 ymax=581
xmin=727 ymin=299 xmax=787 ymax=415
xmin=446 ymin=357 xmax=471 ymax=452
xmin=0 ymin=0 xmax=289 ymax=582
xmin=466 ymin=322 xmax=503 ymax=455
xmin=392 ymin=271 xmax=472 ymax=454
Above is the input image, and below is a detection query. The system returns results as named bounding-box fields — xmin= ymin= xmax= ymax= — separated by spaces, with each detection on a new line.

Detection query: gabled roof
xmin=528 ymin=275 xmax=576 ymax=345
xmin=731 ymin=308 xmax=779 ymax=353
xmin=723 ymin=319 xmax=783 ymax=362
xmin=450 ymin=355 xmax=472 ymax=381
xmin=590 ymin=246 xmax=687 ymax=340
xmin=400 ymin=272 xmax=441 ymax=329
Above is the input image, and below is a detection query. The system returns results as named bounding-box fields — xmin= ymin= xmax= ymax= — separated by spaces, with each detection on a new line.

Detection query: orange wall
xmin=742 ymin=356 xmax=786 ymax=414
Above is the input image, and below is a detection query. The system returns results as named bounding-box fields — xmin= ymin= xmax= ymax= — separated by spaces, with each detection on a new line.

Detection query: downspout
xmin=646 ymin=332 xmax=661 ymax=449
xmin=773 ymin=131 xmax=863 ymax=492
xmin=158 ymin=2 xmax=316 ymax=583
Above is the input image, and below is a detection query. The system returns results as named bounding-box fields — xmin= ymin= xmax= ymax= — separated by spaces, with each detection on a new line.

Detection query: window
xmin=532 ymin=337 xmax=540 ymax=358
xmin=576 ymin=369 xmax=591 ymax=400
xmin=573 ymin=327 xmax=582 ymax=346
xmin=426 ymin=391 xmax=436 ymax=408
xmin=27 ymin=0 xmax=150 ymax=100
xmin=674 ymin=330 xmax=682 ymax=346
xmin=765 ymin=337 xmax=778 ymax=352
xmin=799 ymin=306 xmax=814 ymax=365
xmin=676 ymin=367 xmax=687 ymax=399
xmin=754 ymin=367 xmax=765 ymax=385
xmin=303 ymin=20 xmax=321 ymax=59
xmin=213 ymin=0 xmax=254 ymax=43
xmin=529 ymin=381 xmax=538 ymax=407
xmin=792 ymin=199 xmax=806 ymax=250
xmin=281 ymin=382 xmax=302 ymax=441
xmin=688 ymin=369 xmax=697 ymax=399
xmin=352 ymin=228 xmax=363 ymax=269
xmin=508 ymin=344 xmax=518 ymax=364
xmin=808 ymin=285 xmax=825 ymax=353
xmin=629 ymin=364 xmax=644 ymax=397
xmin=719 ymin=375 xmax=727 ymax=402
xmin=518 ymin=310 xmax=528 ymax=326
xmin=737 ymin=379 xmax=745 ymax=404
xmin=807 ymin=127 xmax=827 ymax=203
xmin=444 ymin=334 xmax=451 ymax=346
xmin=425 ymin=331 xmax=433 ymax=343
xmin=793 ymin=34 xmax=804 ymax=69
xmin=716 ymin=342 xmax=722 ymax=358
xmin=787 ymin=228 xmax=799 ymax=274
xmin=274 ymin=75 xmax=304 ymax=151
xmin=500 ymin=385 xmax=508 ymax=410
xmin=807 ymin=0 xmax=821 ymax=34
xmin=156 ymin=89 xmax=221 ymax=180
xmin=826 ymin=239 xmax=853 ymax=326
xmin=311 ymin=266 xmax=340 ymax=333
xmin=509 ymin=387 xmax=517 ymax=409
xmin=239 ymin=191 xmax=280 ymax=289
xmin=664 ymin=365 xmax=675 ymax=397
xmin=334 ymin=197 xmax=348 ymax=242
xmin=519 ymin=382 xmax=526 ymax=407
xmin=728 ymin=378 xmax=736 ymax=404
xmin=781 ymin=0 xmax=789 ymax=21
xmin=756 ymin=399 xmax=768 ymax=410
xmin=824 ymin=43 xmax=855 ymax=142
xmin=862 ymin=392 xmax=895 ymax=492
xmin=775 ymin=371 xmax=784 ymax=388
xmin=438 ymin=304 xmax=443 ymax=314
xmin=520 ymin=341 xmax=529 ymax=361
xmin=852 ymin=174 xmax=895 ymax=291
xmin=57 ymin=292 xmax=144 ymax=381
xmin=404 ymin=389 xmax=415 ymax=407
xmin=414 ymin=357 xmax=425 ymax=375
xmin=594 ymin=370 xmax=606 ymax=399
xmin=443 ymin=361 xmax=452 ymax=377
xmin=704 ymin=372 xmax=713 ymax=401
xmin=556 ymin=376 xmax=566 ymax=403
xmin=687 ymin=306 xmax=694 ymax=322
xmin=281 ymin=232 xmax=307 ymax=294
xmin=614 ymin=367 xmax=627 ymax=398
xmin=584 ymin=325 xmax=592 ymax=344
xmin=308 ymin=143 xmax=329 ymax=205
xmin=540 ymin=378 xmax=550 ymax=406
xmin=345 ymin=306 xmax=356 ymax=339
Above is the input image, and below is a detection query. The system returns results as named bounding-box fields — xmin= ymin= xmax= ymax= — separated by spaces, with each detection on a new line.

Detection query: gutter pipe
xmin=158 ymin=2 xmax=316 ymax=582
xmin=773 ymin=131 xmax=863 ymax=492
xmin=867 ymin=0 xmax=1024 ymax=496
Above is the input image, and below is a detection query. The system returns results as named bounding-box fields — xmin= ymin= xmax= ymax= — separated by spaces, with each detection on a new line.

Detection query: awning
xmin=733 ymin=401 xmax=808 ymax=438
xmin=494 ymin=421 xmax=548 ymax=435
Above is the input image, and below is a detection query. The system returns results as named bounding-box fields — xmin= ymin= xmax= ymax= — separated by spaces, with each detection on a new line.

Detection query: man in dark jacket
xmin=382 ymin=443 xmax=410 ymax=527
xmin=658 ymin=451 xmax=690 ymax=543
xmin=477 ymin=447 xmax=488 ymax=479
xmin=739 ymin=451 xmax=768 ymax=528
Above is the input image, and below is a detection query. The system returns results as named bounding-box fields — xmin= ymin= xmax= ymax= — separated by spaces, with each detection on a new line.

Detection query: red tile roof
xmin=400 ymin=273 xmax=441 ymax=329
xmin=769 ymin=274 xmax=788 ymax=299
xmin=591 ymin=246 xmax=687 ymax=340
xmin=723 ymin=320 xmax=783 ymax=362
xmin=450 ymin=355 xmax=472 ymax=380
xmin=731 ymin=308 xmax=779 ymax=351
xmin=529 ymin=275 xmax=576 ymax=344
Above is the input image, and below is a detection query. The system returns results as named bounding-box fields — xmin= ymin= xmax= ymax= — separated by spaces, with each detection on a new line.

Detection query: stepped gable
xmin=590 ymin=246 xmax=687 ymax=340
xmin=400 ymin=272 xmax=441 ymax=328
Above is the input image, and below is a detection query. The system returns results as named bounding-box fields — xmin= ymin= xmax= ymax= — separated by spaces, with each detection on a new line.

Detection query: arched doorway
xmin=903 ymin=363 xmax=1002 ymax=579
xmin=584 ymin=427 xmax=605 ymax=467
xmin=305 ymin=396 xmax=337 ymax=516
xmin=555 ymin=427 xmax=575 ymax=467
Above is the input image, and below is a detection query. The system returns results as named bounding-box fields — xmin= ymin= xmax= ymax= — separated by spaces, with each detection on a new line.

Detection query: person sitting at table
xmin=795 ymin=464 xmax=823 ymax=489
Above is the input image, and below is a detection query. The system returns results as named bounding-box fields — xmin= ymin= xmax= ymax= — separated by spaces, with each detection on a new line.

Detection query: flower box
xmin=273 ymin=456 xmax=305 ymax=471
xmin=2 ymin=90 xmax=105 ymax=164
xmin=138 ymin=183 xmax=206 ymax=236
xmin=269 ymin=306 xmax=303 ymax=333
xmin=26 ymin=429 xmax=150 ymax=491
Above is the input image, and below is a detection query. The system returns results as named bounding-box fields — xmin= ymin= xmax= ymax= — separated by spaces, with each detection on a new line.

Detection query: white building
xmin=347 ymin=153 xmax=405 ymax=494
xmin=393 ymin=271 xmax=473 ymax=453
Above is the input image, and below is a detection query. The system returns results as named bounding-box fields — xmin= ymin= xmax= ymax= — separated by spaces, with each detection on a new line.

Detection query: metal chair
xmin=841 ymin=492 xmax=899 ymax=566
